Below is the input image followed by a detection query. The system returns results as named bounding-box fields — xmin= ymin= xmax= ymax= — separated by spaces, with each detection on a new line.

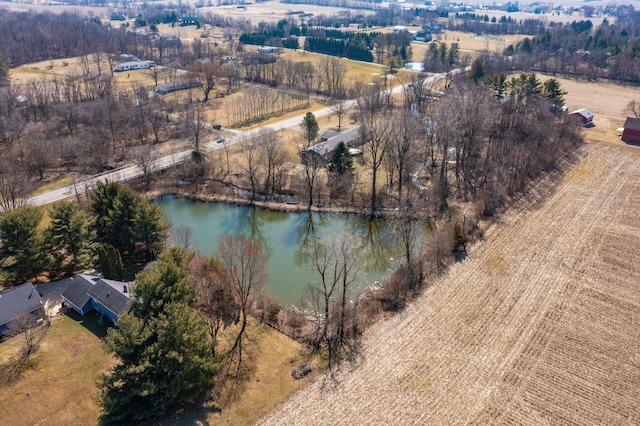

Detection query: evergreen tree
xmin=100 ymin=249 xmax=217 ymax=424
xmin=470 ymin=57 xmax=485 ymax=83
xmin=328 ymin=142 xmax=353 ymax=175
xmin=47 ymin=201 xmax=96 ymax=273
xmin=107 ymin=188 xmax=139 ymax=257
xmin=0 ymin=205 xmax=45 ymax=284
xmin=131 ymin=248 xmax=194 ymax=318
xmin=542 ymin=78 xmax=567 ymax=113
xmin=133 ymin=201 xmax=169 ymax=263
xmin=91 ymin=181 xmax=168 ymax=264
xmin=98 ymin=244 xmax=123 ymax=281
xmin=0 ymin=54 xmax=8 ymax=84
xmin=300 ymin=112 xmax=319 ymax=147
xmin=90 ymin=181 xmax=124 ymax=241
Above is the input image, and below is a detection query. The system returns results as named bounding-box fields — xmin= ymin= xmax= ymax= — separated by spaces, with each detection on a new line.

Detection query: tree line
xmin=0 ymin=181 xmax=168 ymax=285
xmin=497 ymin=8 xmax=640 ymax=83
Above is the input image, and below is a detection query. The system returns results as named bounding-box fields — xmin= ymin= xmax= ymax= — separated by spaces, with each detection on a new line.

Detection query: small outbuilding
xmin=621 ymin=117 xmax=640 ymax=144
xmin=570 ymin=108 xmax=594 ymax=127
xmin=0 ymin=282 xmax=45 ymax=338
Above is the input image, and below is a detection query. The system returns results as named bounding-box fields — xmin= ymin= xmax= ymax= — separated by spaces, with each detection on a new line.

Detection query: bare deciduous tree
xmin=132 ymin=144 xmax=159 ymax=186
xmin=302 ymin=231 xmax=363 ymax=368
xmin=184 ymin=103 xmax=211 ymax=153
xmin=0 ymin=159 xmax=33 ymax=211
xmin=217 ymin=235 xmax=268 ymax=366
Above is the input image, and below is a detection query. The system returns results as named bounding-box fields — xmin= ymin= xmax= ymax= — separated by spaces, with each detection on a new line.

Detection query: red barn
xmin=570 ymin=108 xmax=594 ymax=127
xmin=621 ymin=117 xmax=640 ymax=144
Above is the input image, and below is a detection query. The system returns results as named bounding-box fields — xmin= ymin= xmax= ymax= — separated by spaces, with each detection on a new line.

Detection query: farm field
xmin=259 ymin=139 xmax=640 ymax=424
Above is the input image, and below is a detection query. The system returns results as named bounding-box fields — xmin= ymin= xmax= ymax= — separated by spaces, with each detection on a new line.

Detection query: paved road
xmin=27 ymin=71 xmax=453 ymax=207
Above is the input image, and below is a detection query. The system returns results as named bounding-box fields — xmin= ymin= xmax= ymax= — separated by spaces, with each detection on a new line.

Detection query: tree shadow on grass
xmin=64 ymin=310 xmax=110 ymax=339
xmin=156 ymin=398 xmax=222 ymax=426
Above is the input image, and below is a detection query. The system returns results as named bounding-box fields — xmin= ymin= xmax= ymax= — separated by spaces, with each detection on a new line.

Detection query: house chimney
xmin=123 ymin=285 xmax=128 ymax=293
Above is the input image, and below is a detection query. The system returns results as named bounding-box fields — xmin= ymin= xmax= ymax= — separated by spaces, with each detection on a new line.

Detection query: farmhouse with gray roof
xmin=0 ymin=282 xmax=45 ymax=338
xmin=301 ymin=125 xmax=364 ymax=166
xmin=62 ymin=275 xmax=132 ymax=324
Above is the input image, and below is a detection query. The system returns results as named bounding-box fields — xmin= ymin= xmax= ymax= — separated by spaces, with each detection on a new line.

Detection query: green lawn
xmin=0 ymin=311 xmax=112 ymax=426
xmin=0 ymin=313 xmax=315 ymax=426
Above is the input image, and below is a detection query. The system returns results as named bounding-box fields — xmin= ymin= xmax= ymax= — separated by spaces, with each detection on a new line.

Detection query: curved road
xmin=27 ymin=71 xmax=453 ymax=207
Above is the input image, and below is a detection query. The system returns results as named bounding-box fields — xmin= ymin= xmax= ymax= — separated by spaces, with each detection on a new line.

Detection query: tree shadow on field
xmin=318 ymin=339 xmax=365 ymax=391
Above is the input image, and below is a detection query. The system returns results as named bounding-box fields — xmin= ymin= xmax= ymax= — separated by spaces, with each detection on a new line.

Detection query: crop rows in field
xmin=258 ymin=141 xmax=640 ymax=425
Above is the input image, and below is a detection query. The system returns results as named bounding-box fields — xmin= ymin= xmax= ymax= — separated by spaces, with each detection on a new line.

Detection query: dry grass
xmin=159 ymin=319 xmax=314 ymax=426
xmin=0 ymin=312 xmax=112 ymax=426
xmin=0 ymin=312 xmax=313 ymax=426
xmin=411 ymin=30 xmax=528 ymax=62
xmin=536 ymin=74 xmax=640 ymax=145
xmin=258 ymin=139 xmax=640 ymax=425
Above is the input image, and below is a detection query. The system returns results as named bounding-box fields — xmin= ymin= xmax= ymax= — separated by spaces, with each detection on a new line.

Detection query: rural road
xmin=27 ymin=71 xmax=451 ymax=207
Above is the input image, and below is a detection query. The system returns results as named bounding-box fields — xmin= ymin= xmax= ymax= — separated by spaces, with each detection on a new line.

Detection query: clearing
xmin=258 ymin=139 xmax=640 ymax=425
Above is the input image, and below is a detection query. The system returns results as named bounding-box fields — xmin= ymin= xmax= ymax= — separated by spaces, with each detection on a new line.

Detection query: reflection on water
xmin=157 ymin=196 xmax=426 ymax=305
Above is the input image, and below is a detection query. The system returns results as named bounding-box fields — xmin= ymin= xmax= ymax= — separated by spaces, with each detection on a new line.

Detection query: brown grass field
xmin=258 ymin=139 xmax=640 ymax=425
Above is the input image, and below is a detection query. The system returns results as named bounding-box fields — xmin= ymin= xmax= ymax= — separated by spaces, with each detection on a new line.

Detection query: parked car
xmin=216 ymin=138 xmax=225 ymax=143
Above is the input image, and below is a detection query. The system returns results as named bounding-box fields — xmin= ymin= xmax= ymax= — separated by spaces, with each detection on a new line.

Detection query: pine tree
xmin=98 ymin=244 xmax=123 ymax=281
xmin=300 ymin=112 xmax=319 ymax=147
xmin=328 ymin=141 xmax=353 ymax=175
xmin=542 ymin=78 xmax=567 ymax=113
xmin=133 ymin=201 xmax=169 ymax=263
xmin=47 ymin=201 xmax=96 ymax=273
xmin=100 ymin=249 xmax=218 ymax=424
xmin=0 ymin=205 xmax=46 ymax=284
xmin=0 ymin=54 xmax=8 ymax=84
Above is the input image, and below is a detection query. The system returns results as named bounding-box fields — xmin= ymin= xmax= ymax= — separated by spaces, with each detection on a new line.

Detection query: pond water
xmin=157 ymin=196 xmax=424 ymax=305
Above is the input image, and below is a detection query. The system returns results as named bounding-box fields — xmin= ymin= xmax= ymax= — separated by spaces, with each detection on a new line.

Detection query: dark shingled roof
xmin=304 ymin=125 xmax=363 ymax=157
xmin=61 ymin=275 xmax=98 ymax=312
xmin=623 ymin=117 xmax=640 ymax=131
xmin=0 ymin=282 xmax=44 ymax=327
xmin=87 ymin=279 xmax=132 ymax=318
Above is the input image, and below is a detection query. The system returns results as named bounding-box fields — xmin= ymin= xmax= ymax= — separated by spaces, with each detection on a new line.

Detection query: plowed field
xmin=258 ymin=141 xmax=640 ymax=425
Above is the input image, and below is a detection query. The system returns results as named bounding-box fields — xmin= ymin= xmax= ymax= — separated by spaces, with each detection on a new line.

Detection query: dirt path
xmin=258 ymin=141 xmax=640 ymax=425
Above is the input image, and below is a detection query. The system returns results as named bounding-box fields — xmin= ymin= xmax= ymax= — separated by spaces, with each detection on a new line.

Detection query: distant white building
xmin=114 ymin=61 xmax=156 ymax=72
xmin=258 ymin=46 xmax=282 ymax=54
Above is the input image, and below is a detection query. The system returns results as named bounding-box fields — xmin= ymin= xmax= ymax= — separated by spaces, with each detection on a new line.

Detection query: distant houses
xmin=62 ymin=274 xmax=133 ymax=324
xmin=621 ymin=117 xmax=640 ymax=144
xmin=0 ymin=282 xmax=45 ymax=339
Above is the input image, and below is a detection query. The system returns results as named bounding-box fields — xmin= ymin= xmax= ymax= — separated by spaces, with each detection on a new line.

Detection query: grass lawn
xmin=0 ymin=312 xmax=314 ymax=426
xmin=159 ymin=318 xmax=315 ymax=425
xmin=0 ymin=311 xmax=112 ymax=426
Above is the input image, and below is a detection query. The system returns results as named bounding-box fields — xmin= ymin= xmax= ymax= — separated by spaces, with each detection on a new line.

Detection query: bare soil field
xmin=258 ymin=139 xmax=640 ymax=425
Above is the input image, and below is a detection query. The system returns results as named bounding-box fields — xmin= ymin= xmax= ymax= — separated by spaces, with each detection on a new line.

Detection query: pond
xmin=157 ymin=196 xmax=426 ymax=306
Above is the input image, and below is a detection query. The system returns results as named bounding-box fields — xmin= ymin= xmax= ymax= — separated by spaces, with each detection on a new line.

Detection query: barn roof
xmin=0 ymin=282 xmax=44 ymax=327
xmin=623 ymin=117 xmax=640 ymax=131
xmin=570 ymin=108 xmax=593 ymax=119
